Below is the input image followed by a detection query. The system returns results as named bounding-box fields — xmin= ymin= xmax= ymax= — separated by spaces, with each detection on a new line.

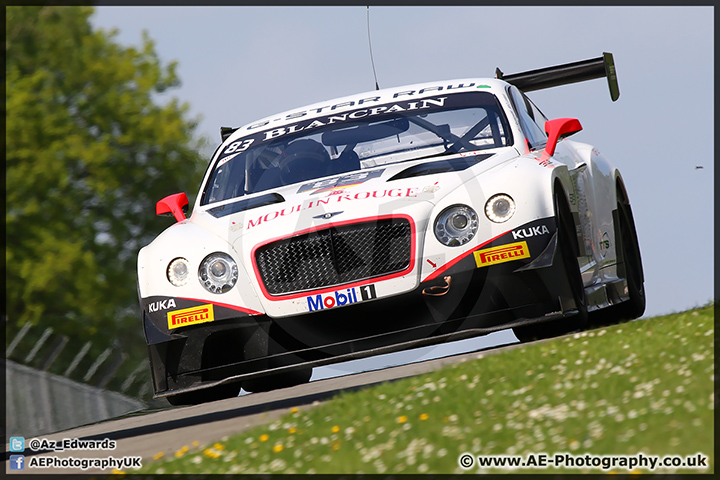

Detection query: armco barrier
xmin=6 ymin=360 xmax=145 ymax=437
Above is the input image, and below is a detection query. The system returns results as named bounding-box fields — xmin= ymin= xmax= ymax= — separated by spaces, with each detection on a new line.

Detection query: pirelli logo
xmin=167 ymin=304 xmax=214 ymax=329
xmin=474 ymin=241 xmax=530 ymax=268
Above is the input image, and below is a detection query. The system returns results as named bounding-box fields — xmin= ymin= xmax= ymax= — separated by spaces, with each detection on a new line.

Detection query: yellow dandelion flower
xmin=174 ymin=451 xmax=184 ymax=458
xmin=180 ymin=445 xmax=189 ymax=452
xmin=204 ymin=448 xmax=221 ymax=459
xmin=397 ymin=415 xmax=408 ymax=423
xmin=331 ymin=425 xmax=340 ymax=433
xmin=291 ymin=407 xmax=299 ymax=413
xmin=630 ymin=469 xmax=642 ymax=474
xmin=213 ymin=443 xmax=225 ymax=450
xmin=273 ymin=444 xmax=284 ymax=453
xmin=111 ymin=468 xmax=125 ymax=475
xmin=288 ymin=427 xmax=297 ymax=434
xmin=192 ymin=440 xmax=199 ymax=447
xmin=259 ymin=434 xmax=270 ymax=442
xmin=419 ymin=413 xmax=429 ymax=421
xmin=332 ymin=442 xmax=341 ymax=451
xmin=152 ymin=452 xmax=165 ymax=460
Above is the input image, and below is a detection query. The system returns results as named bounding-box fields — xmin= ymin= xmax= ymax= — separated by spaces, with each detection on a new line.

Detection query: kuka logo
xmin=307 ymin=285 xmax=377 ymax=312
xmin=148 ymin=298 xmax=176 ymax=312
xmin=167 ymin=304 xmax=215 ymax=329
xmin=512 ymin=224 xmax=550 ymax=240
xmin=473 ymin=241 xmax=531 ymax=268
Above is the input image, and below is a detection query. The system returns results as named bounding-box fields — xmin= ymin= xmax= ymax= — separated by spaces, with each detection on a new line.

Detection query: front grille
xmin=256 ymin=218 xmax=412 ymax=295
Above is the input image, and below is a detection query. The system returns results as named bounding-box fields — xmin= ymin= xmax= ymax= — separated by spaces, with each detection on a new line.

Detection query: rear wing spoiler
xmin=495 ymin=52 xmax=619 ymax=102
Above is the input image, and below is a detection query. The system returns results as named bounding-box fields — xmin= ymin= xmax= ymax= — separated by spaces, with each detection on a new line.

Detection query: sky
xmin=91 ymin=6 xmax=714 ymax=380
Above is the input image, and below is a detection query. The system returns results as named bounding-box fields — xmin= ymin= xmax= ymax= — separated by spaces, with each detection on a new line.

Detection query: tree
xmin=6 ymin=6 xmax=208 ymax=355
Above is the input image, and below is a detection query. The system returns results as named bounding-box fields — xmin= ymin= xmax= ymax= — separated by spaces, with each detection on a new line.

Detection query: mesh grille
xmin=256 ymin=218 xmax=412 ymax=295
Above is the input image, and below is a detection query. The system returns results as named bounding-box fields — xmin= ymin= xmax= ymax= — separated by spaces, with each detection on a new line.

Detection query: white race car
xmin=138 ymin=53 xmax=644 ymax=405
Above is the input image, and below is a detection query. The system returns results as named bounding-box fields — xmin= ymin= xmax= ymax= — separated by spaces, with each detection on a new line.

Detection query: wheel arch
xmin=588 ymin=168 xmax=646 ymax=325
xmin=615 ymin=171 xmax=631 ymax=206
xmin=612 ymin=171 xmax=644 ymax=284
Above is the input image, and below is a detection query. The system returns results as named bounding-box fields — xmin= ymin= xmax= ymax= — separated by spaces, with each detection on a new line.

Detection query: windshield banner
xmin=217 ymin=92 xmax=498 ymax=163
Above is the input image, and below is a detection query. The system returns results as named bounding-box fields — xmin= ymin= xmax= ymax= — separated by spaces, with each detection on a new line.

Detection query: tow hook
xmin=422 ymin=276 xmax=452 ymax=296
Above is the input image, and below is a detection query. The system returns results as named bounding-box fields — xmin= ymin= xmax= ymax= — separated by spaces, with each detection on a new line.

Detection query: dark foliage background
xmin=6 ymin=6 xmax=209 ymax=395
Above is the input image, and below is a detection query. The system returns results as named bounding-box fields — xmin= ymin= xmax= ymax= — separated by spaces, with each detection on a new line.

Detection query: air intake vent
xmin=255 ymin=218 xmax=412 ymax=295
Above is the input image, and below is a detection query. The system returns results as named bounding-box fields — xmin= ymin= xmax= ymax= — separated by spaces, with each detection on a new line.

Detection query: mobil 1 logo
xmin=306 ymin=284 xmax=377 ymax=312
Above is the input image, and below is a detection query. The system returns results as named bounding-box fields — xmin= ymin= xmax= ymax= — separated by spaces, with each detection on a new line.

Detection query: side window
xmin=508 ymin=86 xmax=547 ymax=149
xmin=524 ymin=93 xmax=549 ymax=130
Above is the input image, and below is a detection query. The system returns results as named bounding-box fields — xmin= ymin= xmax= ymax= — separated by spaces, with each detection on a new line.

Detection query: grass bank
xmin=135 ymin=304 xmax=714 ymax=474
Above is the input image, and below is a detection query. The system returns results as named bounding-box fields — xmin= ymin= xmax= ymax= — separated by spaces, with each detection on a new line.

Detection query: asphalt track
xmin=5 ymin=335 xmax=535 ymax=475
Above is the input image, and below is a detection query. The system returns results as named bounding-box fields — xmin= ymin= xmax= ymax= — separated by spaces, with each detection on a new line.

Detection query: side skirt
xmin=585 ymin=278 xmax=629 ymax=313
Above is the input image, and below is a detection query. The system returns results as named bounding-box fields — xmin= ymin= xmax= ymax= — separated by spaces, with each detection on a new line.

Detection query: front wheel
xmin=242 ymin=368 xmax=312 ymax=393
xmin=514 ymin=191 xmax=587 ymax=342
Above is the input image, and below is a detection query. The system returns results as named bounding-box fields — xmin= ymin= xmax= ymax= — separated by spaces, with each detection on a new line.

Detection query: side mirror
xmin=156 ymin=193 xmax=189 ymax=223
xmin=545 ymin=118 xmax=582 ymax=156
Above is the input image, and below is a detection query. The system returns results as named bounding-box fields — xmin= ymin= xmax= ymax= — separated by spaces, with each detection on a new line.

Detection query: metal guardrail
xmin=6 ymin=322 xmax=151 ymax=399
xmin=6 ymin=321 xmax=153 ymax=436
xmin=6 ymin=360 xmax=146 ymax=437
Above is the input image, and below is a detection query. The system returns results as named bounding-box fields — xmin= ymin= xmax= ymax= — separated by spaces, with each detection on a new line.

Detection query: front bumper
xmin=143 ymin=216 xmax=579 ymax=398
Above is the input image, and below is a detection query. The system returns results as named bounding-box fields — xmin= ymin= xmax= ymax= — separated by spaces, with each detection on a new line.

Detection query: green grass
xmin=135 ymin=304 xmax=714 ymax=474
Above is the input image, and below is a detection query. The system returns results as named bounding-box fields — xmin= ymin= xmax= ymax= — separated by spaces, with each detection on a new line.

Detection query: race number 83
xmin=224 ymin=139 xmax=254 ymax=154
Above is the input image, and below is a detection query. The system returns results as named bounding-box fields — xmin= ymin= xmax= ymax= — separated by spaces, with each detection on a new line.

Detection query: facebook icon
xmin=10 ymin=455 xmax=25 ymax=470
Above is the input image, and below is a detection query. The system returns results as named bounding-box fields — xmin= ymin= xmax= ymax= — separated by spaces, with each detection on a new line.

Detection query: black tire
xmin=514 ymin=191 xmax=588 ymax=342
xmin=166 ymin=382 xmax=241 ymax=406
xmin=616 ymin=203 xmax=646 ymax=318
xmin=590 ymin=193 xmax=645 ymax=326
xmin=242 ymin=368 xmax=312 ymax=393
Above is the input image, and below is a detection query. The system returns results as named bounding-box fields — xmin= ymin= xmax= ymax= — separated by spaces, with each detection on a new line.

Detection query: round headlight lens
xmin=167 ymin=258 xmax=190 ymax=286
xmin=485 ymin=194 xmax=516 ymax=223
xmin=198 ymin=252 xmax=238 ymax=294
xmin=210 ymin=261 xmax=227 ymax=277
xmin=434 ymin=205 xmax=479 ymax=247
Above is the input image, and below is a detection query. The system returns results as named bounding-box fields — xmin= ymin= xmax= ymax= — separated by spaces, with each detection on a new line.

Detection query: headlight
xmin=198 ymin=252 xmax=238 ymax=294
xmin=485 ymin=194 xmax=516 ymax=223
xmin=167 ymin=258 xmax=190 ymax=286
xmin=434 ymin=205 xmax=478 ymax=247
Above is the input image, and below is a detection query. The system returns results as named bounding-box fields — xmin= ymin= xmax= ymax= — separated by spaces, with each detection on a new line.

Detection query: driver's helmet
xmin=279 ymin=139 xmax=330 ymax=183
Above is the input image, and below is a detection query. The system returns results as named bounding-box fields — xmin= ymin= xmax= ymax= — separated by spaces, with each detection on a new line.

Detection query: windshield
xmin=201 ymin=91 xmax=511 ymax=205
